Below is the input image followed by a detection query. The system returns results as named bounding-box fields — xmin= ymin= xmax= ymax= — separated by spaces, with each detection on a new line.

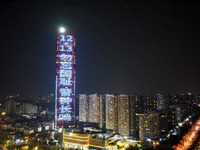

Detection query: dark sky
xmin=0 ymin=0 xmax=200 ymax=96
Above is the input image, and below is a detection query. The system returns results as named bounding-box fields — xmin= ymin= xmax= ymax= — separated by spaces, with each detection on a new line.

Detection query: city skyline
xmin=1 ymin=1 xmax=200 ymax=96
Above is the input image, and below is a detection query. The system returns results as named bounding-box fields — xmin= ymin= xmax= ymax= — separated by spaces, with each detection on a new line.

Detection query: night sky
xmin=0 ymin=0 xmax=200 ymax=96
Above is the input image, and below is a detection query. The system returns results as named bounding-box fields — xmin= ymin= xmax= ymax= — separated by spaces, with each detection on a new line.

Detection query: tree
xmin=37 ymin=131 xmax=51 ymax=140
xmin=126 ymin=145 xmax=139 ymax=150
xmin=0 ymin=131 xmax=8 ymax=144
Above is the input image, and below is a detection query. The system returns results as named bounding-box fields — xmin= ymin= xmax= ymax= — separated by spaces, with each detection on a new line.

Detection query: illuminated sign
xmin=55 ymin=27 xmax=76 ymax=128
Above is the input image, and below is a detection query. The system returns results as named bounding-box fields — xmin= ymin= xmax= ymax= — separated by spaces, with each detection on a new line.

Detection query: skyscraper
xmin=79 ymin=94 xmax=100 ymax=124
xmin=79 ymin=94 xmax=88 ymax=122
xmin=55 ymin=27 xmax=76 ymax=128
xmin=5 ymin=99 xmax=17 ymax=115
xmin=139 ymin=112 xmax=160 ymax=140
xmin=118 ymin=94 xmax=132 ymax=136
xmin=99 ymin=95 xmax=106 ymax=129
xmin=157 ymin=93 xmax=166 ymax=110
xmin=88 ymin=94 xmax=100 ymax=123
xmin=105 ymin=94 xmax=118 ymax=132
xmin=79 ymin=94 xmax=137 ymax=137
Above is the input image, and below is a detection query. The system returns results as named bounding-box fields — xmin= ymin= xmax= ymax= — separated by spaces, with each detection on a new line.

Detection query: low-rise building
xmin=63 ymin=128 xmax=113 ymax=150
xmin=139 ymin=112 xmax=160 ymax=141
xmin=23 ymin=129 xmax=34 ymax=135
xmin=0 ymin=123 xmax=12 ymax=130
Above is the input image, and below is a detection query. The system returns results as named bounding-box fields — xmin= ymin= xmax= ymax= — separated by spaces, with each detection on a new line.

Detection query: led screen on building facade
xmin=55 ymin=27 xmax=76 ymax=128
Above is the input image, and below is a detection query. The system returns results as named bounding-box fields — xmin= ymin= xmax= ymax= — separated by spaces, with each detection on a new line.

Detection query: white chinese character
xmin=59 ymin=114 xmax=72 ymax=121
xmin=60 ymin=88 xmax=72 ymax=96
xmin=60 ymin=63 xmax=72 ymax=69
xmin=60 ymin=77 xmax=72 ymax=85
xmin=60 ymin=54 xmax=72 ymax=62
xmin=59 ymin=97 xmax=72 ymax=105
xmin=59 ymin=104 xmax=72 ymax=113
xmin=60 ymin=70 xmax=72 ymax=78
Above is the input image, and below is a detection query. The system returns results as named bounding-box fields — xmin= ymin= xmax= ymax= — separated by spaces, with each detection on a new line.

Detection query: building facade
xmin=139 ymin=112 xmax=160 ymax=140
xmin=5 ymin=100 xmax=17 ymax=115
xmin=19 ymin=103 xmax=38 ymax=114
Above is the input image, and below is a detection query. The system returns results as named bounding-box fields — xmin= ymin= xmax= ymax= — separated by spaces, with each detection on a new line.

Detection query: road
xmin=173 ymin=117 xmax=200 ymax=150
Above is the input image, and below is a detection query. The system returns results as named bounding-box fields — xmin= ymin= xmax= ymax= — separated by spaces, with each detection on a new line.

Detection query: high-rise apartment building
xmin=78 ymin=93 xmax=200 ymax=139
xmin=5 ymin=100 xmax=17 ymax=115
xmin=130 ymin=95 xmax=137 ymax=138
xmin=99 ymin=95 xmax=106 ymax=129
xmin=139 ymin=112 xmax=160 ymax=140
xmin=118 ymin=94 xmax=136 ymax=136
xmin=105 ymin=94 xmax=118 ymax=132
xmin=142 ymin=96 xmax=157 ymax=113
xmin=134 ymin=95 xmax=142 ymax=139
xmin=79 ymin=94 xmax=88 ymax=122
xmin=157 ymin=93 xmax=166 ymax=110
xmin=79 ymin=94 xmax=138 ymax=137
xmin=139 ymin=109 xmax=178 ymax=140
xmin=88 ymin=94 xmax=100 ymax=123
xmin=79 ymin=94 xmax=100 ymax=124
xmin=79 ymin=93 xmax=176 ymax=138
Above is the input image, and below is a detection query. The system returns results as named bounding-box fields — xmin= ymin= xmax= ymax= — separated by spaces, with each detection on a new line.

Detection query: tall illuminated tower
xmin=55 ymin=27 xmax=76 ymax=128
